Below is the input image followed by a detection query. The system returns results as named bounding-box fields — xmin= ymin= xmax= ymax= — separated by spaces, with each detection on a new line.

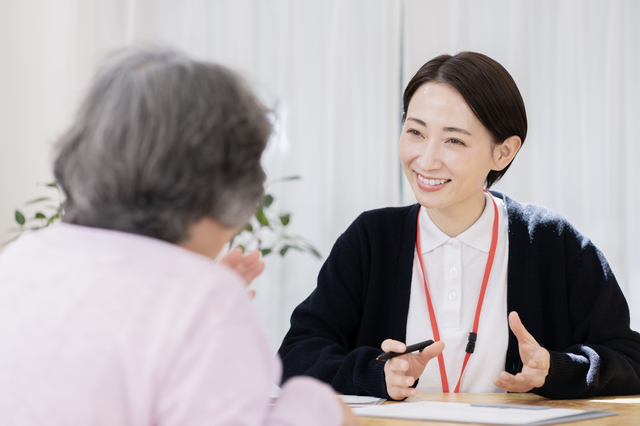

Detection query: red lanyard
xmin=415 ymin=190 xmax=499 ymax=393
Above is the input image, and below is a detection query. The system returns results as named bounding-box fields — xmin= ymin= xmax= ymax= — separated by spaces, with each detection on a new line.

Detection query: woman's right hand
xmin=382 ymin=339 xmax=445 ymax=400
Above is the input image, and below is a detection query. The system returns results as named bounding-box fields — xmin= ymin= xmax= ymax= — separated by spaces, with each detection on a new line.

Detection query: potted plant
xmin=10 ymin=178 xmax=321 ymax=260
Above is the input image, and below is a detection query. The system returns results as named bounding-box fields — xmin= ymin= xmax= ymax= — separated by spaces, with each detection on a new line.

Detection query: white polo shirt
xmin=405 ymin=191 xmax=509 ymax=393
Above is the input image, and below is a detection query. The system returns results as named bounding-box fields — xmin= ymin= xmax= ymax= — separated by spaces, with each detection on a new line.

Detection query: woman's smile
xmin=415 ymin=172 xmax=451 ymax=191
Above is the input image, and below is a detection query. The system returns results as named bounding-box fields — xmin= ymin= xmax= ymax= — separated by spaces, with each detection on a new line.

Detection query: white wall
xmin=1 ymin=2 xmax=73 ymax=244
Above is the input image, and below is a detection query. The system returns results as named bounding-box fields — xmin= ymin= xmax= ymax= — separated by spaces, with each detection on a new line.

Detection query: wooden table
xmin=358 ymin=393 xmax=640 ymax=425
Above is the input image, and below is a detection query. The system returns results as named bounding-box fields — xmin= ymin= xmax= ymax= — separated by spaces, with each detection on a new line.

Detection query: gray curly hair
xmin=54 ymin=47 xmax=271 ymax=243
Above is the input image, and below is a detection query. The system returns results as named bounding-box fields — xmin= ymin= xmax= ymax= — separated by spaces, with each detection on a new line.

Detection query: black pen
xmin=376 ymin=339 xmax=434 ymax=361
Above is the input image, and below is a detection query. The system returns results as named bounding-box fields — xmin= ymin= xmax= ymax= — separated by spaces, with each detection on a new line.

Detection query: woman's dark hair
xmin=54 ymin=48 xmax=271 ymax=243
xmin=402 ymin=52 xmax=527 ymax=188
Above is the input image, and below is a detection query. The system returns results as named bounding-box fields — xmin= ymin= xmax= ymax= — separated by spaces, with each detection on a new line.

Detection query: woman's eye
xmin=407 ymin=129 xmax=422 ymax=137
xmin=447 ymin=138 xmax=465 ymax=146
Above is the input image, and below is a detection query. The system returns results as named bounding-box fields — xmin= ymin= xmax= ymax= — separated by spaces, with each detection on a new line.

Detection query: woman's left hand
xmin=493 ymin=311 xmax=549 ymax=392
xmin=219 ymin=247 xmax=265 ymax=298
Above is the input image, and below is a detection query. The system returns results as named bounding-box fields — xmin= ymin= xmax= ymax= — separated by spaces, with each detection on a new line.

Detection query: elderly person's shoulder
xmin=0 ymin=222 xmax=245 ymax=297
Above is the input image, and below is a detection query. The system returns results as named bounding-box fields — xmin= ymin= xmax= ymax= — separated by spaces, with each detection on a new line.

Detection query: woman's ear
xmin=492 ymin=136 xmax=522 ymax=171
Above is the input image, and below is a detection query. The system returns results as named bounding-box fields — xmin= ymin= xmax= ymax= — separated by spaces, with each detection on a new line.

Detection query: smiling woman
xmin=278 ymin=51 xmax=640 ymax=401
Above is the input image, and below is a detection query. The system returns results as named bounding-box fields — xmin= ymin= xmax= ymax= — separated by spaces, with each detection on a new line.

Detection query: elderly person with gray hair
xmin=0 ymin=48 xmax=357 ymax=426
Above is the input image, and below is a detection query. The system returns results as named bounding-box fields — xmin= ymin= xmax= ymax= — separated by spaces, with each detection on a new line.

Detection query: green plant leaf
xmin=268 ymin=175 xmax=301 ymax=185
xmin=10 ymin=182 xmax=63 ymax=236
xmin=255 ymin=207 xmax=269 ymax=227
xmin=244 ymin=223 xmax=253 ymax=232
xmin=262 ymin=194 xmax=274 ymax=208
xmin=279 ymin=244 xmax=292 ymax=257
xmin=25 ymin=196 xmax=51 ymax=205
xmin=307 ymin=246 xmax=322 ymax=259
xmin=280 ymin=213 xmax=291 ymax=226
xmin=15 ymin=210 xmax=25 ymax=225
xmin=261 ymin=248 xmax=272 ymax=256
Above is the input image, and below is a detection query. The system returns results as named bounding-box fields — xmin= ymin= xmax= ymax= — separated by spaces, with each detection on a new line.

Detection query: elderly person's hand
xmin=493 ymin=311 xmax=550 ymax=392
xmin=337 ymin=396 xmax=359 ymax=426
xmin=219 ymin=247 xmax=265 ymax=298
xmin=382 ymin=339 xmax=445 ymax=400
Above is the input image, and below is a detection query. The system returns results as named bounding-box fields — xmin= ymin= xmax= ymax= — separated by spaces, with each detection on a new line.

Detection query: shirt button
xmin=448 ymin=292 xmax=457 ymax=300
xmin=449 ymin=267 xmax=457 ymax=275
xmin=451 ymin=241 xmax=459 ymax=250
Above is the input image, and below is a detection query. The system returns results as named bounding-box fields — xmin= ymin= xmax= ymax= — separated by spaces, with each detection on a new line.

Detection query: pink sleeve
xmin=267 ymin=376 xmax=343 ymax=426
xmin=154 ymin=267 xmax=342 ymax=426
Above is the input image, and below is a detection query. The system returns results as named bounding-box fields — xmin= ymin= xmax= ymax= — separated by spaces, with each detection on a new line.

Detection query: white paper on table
xmin=339 ymin=395 xmax=386 ymax=407
xmin=270 ymin=390 xmax=385 ymax=407
xmin=352 ymin=401 xmax=617 ymax=425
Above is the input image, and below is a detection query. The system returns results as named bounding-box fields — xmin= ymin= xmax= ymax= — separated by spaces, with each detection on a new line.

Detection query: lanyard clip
xmin=465 ymin=332 xmax=477 ymax=354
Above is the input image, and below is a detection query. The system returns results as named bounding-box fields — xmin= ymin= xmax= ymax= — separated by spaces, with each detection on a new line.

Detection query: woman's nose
xmin=416 ymin=139 xmax=443 ymax=170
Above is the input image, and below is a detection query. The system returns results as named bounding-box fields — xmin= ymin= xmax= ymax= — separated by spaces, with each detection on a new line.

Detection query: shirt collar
xmin=418 ymin=207 xmax=450 ymax=253
xmin=418 ymin=192 xmax=496 ymax=254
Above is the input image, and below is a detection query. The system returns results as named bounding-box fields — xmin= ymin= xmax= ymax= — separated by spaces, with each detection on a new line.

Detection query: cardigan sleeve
xmin=279 ymin=205 xmax=417 ymax=400
xmin=533 ymin=240 xmax=640 ymax=399
xmin=536 ymin=242 xmax=640 ymax=398
xmin=278 ymin=235 xmax=390 ymax=399
xmin=501 ymin=193 xmax=640 ymax=399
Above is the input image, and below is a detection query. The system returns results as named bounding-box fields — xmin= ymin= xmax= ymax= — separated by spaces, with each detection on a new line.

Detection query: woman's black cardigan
xmin=278 ymin=191 xmax=640 ymax=399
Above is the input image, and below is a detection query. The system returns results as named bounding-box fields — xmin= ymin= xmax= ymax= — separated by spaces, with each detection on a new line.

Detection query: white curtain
xmin=0 ymin=0 xmax=638 ymax=350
